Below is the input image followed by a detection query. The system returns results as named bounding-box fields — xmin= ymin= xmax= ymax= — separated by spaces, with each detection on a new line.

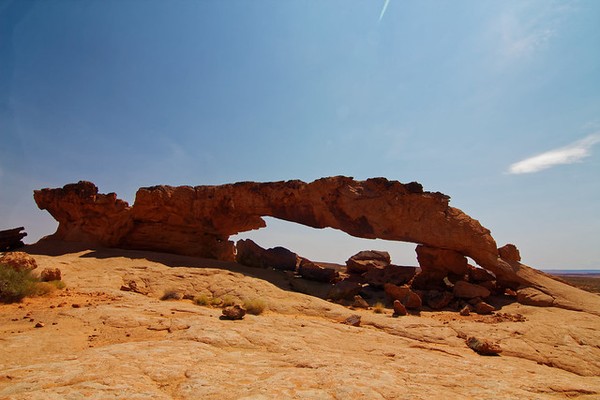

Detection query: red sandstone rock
xmin=410 ymin=270 xmax=447 ymax=291
xmin=425 ymin=290 xmax=454 ymax=310
xmin=474 ymin=301 xmax=495 ymax=315
xmin=453 ymin=280 xmax=491 ymax=299
xmin=297 ymin=258 xmax=338 ymax=283
xmin=34 ymin=178 xmax=499 ymax=272
xmin=346 ymin=250 xmax=391 ymax=274
xmin=40 ymin=268 xmax=62 ymax=282
xmin=393 ymin=300 xmax=408 ymax=316
xmin=416 ymin=245 xmax=469 ymax=276
xmin=0 ymin=252 xmax=38 ymax=272
xmin=384 ymin=284 xmax=422 ymax=309
xmin=516 ymin=287 xmax=554 ymax=307
xmin=364 ymin=264 xmax=416 ymax=288
xmin=498 ymin=244 xmax=521 ymax=262
xmin=221 ymin=305 xmax=246 ymax=320
xmin=328 ymin=280 xmax=363 ymax=300
xmin=235 ymin=239 xmax=297 ymax=271
xmin=468 ymin=265 xmax=496 ymax=283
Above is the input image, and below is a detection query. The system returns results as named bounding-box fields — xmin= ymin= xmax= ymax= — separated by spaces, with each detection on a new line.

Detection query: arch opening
xmin=231 ymin=216 xmax=418 ymax=266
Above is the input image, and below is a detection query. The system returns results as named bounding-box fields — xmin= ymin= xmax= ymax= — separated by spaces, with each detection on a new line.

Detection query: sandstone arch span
xmin=34 ymin=177 xmax=498 ymax=270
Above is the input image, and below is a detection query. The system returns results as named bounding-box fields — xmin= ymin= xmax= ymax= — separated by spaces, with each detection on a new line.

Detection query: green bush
xmin=243 ymin=298 xmax=267 ymax=315
xmin=0 ymin=263 xmax=39 ymax=303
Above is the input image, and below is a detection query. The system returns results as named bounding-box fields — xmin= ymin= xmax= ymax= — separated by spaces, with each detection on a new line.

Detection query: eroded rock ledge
xmin=33 ymin=177 xmax=600 ymax=313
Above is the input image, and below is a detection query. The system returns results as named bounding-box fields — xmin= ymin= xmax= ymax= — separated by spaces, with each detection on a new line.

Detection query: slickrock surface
xmin=1 ymin=243 xmax=600 ymax=399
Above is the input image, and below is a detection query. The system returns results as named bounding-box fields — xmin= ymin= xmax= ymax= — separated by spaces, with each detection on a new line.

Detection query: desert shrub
xmin=210 ymin=297 xmax=223 ymax=306
xmin=48 ymin=280 xmax=66 ymax=290
xmin=221 ymin=294 xmax=236 ymax=307
xmin=160 ymin=289 xmax=183 ymax=301
xmin=243 ymin=298 xmax=267 ymax=315
xmin=373 ymin=302 xmax=385 ymax=314
xmin=0 ymin=263 xmax=38 ymax=303
xmin=193 ymin=293 xmax=212 ymax=306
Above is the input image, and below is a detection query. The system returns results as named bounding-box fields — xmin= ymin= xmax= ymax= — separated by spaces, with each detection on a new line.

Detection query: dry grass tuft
xmin=243 ymin=298 xmax=267 ymax=315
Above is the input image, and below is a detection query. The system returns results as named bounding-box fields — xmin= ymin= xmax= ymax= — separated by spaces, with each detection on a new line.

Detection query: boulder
xmin=453 ymin=280 xmax=491 ymax=299
xmin=236 ymin=240 xmax=297 ymax=271
xmin=498 ymin=244 xmax=521 ymax=262
xmin=352 ymin=295 xmax=369 ymax=309
xmin=40 ymin=268 xmax=62 ymax=282
xmin=459 ymin=305 xmax=471 ymax=316
xmin=364 ymin=264 xmax=416 ymax=288
xmin=346 ymin=250 xmax=391 ymax=274
xmin=297 ymin=258 xmax=338 ymax=283
xmin=0 ymin=252 xmax=38 ymax=272
xmin=393 ymin=300 xmax=408 ymax=316
xmin=221 ymin=305 xmax=246 ymax=320
xmin=416 ymin=245 xmax=469 ymax=276
xmin=410 ymin=270 xmax=447 ymax=291
xmin=384 ymin=283 xmax=422 ymax=309
xmin=474 ymin=301 xmax=495 ymax=315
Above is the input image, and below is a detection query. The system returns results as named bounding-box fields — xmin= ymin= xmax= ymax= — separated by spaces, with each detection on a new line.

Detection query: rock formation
xmin=33 ymin=177 xmax=595 ymax=313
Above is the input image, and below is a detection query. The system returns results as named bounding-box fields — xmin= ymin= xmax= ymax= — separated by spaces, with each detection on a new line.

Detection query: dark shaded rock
xmin=410 ymin=270 xmax=447 ymax=291
xmin=221 ymin=305 xmax=246 ymax=320
xmin=236 ymin=239 xmax=297 ymax=271
xmin=453 ymin=280 xmax=491 ymax=299
xmin=393 ymin=300 xmax=407 ymax=316
xmin=468 ymin=265 xmax=496 ymax=283
xmin=297 ymin=258 xmax=338 ymax=283
xmin=328 ymin=280 xmax=363 ymax=300
xmin=425 ymin=290 xmax=454 ymax=310
xmin=346 ymin=250 xmax=391 ymax=274
xmin=0 ymin=227 xmax=27 ymax=251
xmin=384 ymin=283 xmax=422 ymax=309
xmin=364 ymin=264 xmax=417 ymax=288
xmin=466 ymin=336 xmax=502 ymax=356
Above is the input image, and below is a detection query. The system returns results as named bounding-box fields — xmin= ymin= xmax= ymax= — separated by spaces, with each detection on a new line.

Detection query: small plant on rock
xmin=160 ymin=288 xmax=183 ymax=301
xmin=373 ymin=302 xmax=385 ymax=314
xmin=243 ymin=298 xmax=267 ymax=315
xmin=221 ymin=294 xmax=236 ymax=307
xmin=193 ymin=293 xmax=212 ymax=306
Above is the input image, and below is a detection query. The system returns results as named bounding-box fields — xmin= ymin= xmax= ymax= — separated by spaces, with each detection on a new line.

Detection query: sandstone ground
xmin=1 ymin=242 xmax=599 ymax=399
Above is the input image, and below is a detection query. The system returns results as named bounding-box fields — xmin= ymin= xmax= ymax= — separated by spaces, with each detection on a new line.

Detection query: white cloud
xmin=508 ymin=133 xmax=600 ymax=174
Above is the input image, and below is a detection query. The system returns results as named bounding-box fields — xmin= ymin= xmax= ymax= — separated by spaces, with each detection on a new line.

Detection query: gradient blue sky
xmin=1 ymin=0 xmax=599 ymax=269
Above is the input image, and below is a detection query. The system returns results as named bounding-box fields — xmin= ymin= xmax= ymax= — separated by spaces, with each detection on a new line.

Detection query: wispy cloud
xmin=379 ymin=0 xmax=390 ymax=22
xmin=508 ymin=133 xmax=600 ymax=174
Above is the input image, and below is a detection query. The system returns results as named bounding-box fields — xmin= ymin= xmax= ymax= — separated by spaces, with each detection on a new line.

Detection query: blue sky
xmin=1 ymin=0 xmax=599 ymax=269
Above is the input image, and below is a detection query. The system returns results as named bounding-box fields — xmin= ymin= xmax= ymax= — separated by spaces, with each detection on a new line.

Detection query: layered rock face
xmin=34 ymin=177 xmax=499 ymax=267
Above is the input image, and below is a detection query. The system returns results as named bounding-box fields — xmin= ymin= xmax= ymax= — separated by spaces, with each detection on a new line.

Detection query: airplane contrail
xmin=379 ymin=0 xmax=390 ymax=21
